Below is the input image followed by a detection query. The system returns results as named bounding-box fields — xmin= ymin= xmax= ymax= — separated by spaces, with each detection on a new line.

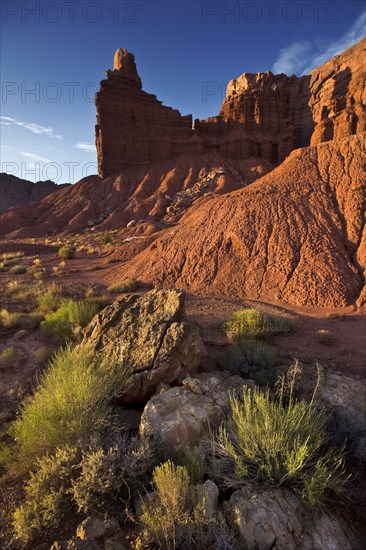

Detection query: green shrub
xmin=223 ymin=308 xmax=293 ymax=340
xmin=0 ymin=347 xmax=19 ymax=369
xmin=10 ymin=345 xmax=127 ymax=467
xmin=13 ymin=446 xmax=80 ymax=542
xmin=40 ymin=300 xmax=98 ymax=339
xmin=178 ymin=449 xmax=206 ymax=485
xmin=33 ymin=346 xmax=53 ymax=365
xmin=107 ymin=279 xmax=138 ymax=293
xmin=37 ymin=285 xmax=62 ymax=313
xmin=208 ymin=363 xmax=348 ymax=508
xmin=140 ymin=460 xmax=207 ymax=549
xmin=9 ymin=264 xmax=27 ymax=274
xmin=316 ymin=330 xmax=335 ymax=346
xmin=100 ymin=231 xmax=111 ymax=245
xmin=219 ymin=337 xmax=277 ymax=384
xmin=13 ymin=435 xmax=154 ymax=543
xmin=58 ymin=246 xmax=75 ymax=260
xmin=0 ymin=309 xmax=22 ymax=329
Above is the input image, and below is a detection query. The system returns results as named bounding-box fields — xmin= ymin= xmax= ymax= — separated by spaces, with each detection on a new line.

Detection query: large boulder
xmin=224 ymin=486 xmax=356 ymax=549
xmin=50 ymin=516 xmax=127 ymax=550
xmin=139 ymin=372 xmax=254 ymax=457
xmin=81 ymin=290 xmax=206 ymax=403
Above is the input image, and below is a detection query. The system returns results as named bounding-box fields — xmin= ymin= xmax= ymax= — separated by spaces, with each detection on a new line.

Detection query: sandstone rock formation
xmin=224 ymin=486 xmax=356 ymax=549
xmin=95 ymin=39 xmax=365 ymax=178
xmin=0 ymin=173 xmax=68 ymax=213
xmin=139 ymin=372 xmax=254 ymax=457
xmin=50 ymin=516 xmax=128 ymax=550
xmin=110 ymin=133 xmax=366 ymax=308
xmin=81 ymin=289 xmax=206 ymax=404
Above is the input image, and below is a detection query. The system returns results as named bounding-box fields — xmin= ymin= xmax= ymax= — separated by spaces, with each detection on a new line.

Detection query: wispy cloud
xmin=75 ymin=142 xmax=95 ymax=153
xmin=0 ymin=116 xmax=63 ymax=140
xmin=273 ymin=8 xmax=366 ymax=75
xmin=21 ymin=152 xmax=52 ymax=163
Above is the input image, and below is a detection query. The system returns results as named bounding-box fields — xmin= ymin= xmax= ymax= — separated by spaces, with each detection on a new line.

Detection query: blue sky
xmin=0 ymin=1 xmax=365 ymax=184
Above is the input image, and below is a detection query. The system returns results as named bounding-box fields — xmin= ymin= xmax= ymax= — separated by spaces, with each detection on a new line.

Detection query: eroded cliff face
xmin=95 ymin=39 xmax=365 ymax=178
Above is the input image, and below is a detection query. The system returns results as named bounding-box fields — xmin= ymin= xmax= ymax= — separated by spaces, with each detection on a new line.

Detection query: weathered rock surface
xmin=113 ymin=133 xmax=366 ymax=307
xmin=0 ymin=173 xmax=68 ymax=212
xmin=139 ymin=372 xmax=254 ymax=457
xmin=50 ymin=516 xmax=127 ymax=550
xmin=224 ymin=486 xmax=356 ymax=550
xmin=81 ymin=289 xmax=206 ymax=404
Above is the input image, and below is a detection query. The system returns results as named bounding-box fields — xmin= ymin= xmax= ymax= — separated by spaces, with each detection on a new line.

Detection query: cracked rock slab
xmin=81 ymin=289 xmax=206 ymax=403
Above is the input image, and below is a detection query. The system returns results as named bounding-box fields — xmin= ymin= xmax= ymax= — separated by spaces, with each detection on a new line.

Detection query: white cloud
xmin=21 ymin=152 xmax=52 ymax=163
xmin=0 ymin=116 xmax=63 ymax=140
xmin=272 ymin=8 xmax=366 ymax=75
xmin=75 ymin=142 xmax=95 ymax=153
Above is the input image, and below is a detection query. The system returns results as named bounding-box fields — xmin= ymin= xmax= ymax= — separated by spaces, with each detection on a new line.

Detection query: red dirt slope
xmin=106 ymin=134 xmax=366 ymax=308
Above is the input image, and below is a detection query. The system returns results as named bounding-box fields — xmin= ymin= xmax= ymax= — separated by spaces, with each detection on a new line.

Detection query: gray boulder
xmin=224 ymin=486 xmax=356 ymax=550
xmin=139 ymin=371 xmax=254 ymax=457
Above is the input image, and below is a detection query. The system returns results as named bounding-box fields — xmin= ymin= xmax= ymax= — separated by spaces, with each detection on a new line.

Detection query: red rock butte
xmin=95 ymin=43 xmax=365 ymax=178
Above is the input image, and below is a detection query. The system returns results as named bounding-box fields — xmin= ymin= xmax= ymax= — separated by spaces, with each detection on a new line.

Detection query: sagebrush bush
xmin=100 ymin=231 xmax=111 ymax=244
xmin=40 ymin=300 xmax=98 ymax=339
xmin=13 ymin=435 xmax=154 ymax=543
xmin=11 ymin=345 xmax=128 ymax=467
xmin=58 ymin=246 xmax=75 ymax=259
xmin=0 ymin=347 xmax=19 ymax=369
xmin=13 ymin=446 xmax=80 ymax=542
xmin=219 ymin=337 xmax=277 ymax=383
xmin=33 ymin=346 xmax=53 ymax=365
xmin=223 ymin=308 xmax=293 ymax=340
xmin=37 ymin=285 xmax=62 ymax=313
xmin=207 ymin=363 xmax=348 ymax=508
xmin=107 ymin=279 xmax=138 ymax=293
xmin=316 ymin=330 xmax=335 ymax=346
xmin=0 ymin=309 xmax=22 ymax=329
xmin=178 ymin=449 xmax=206 ymax=485
xmin=140 ymin=460 xmax=206 ymax=549
xmin=8 ymin=264 xmax=27 ymax=275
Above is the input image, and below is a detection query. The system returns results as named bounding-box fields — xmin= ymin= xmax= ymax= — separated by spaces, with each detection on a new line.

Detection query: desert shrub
xmin=58 ymin=246 xmax=75 ymax=259
xmin=0 ymin=261 xmax=7 ymax=271
xmin=223 ymin=308 xmax=293 ymax=340
xmin=100 ymin=231 xmax=111 ymax=245
xmin=316 ymin=330 xmax=335 ymax=345
xmin=13 ymin=446 xmax=80 ymax=543
xmin=10 ymin=344 xmax=127 ymax=466
xmin=72 ymin=435 xmax=154 ymax=515
xmin=140 ymin=460 xmax=208 ymax=549
xmin=207 ymin=363 xmax=348 ymax=508
xmin=0 ymin=347 xmax=19 ymax=369
xmin=219 ymin=337 xmax=277 ymax=384
xmin=13 ymin=435 xmax=154 ymax=543
xmin=178 ymin=449 xmax=206 ymax=485
xmin=107 ymin=279 xmax=138 ymax=293
xmin=33 ymin=346 xmax=53 ymax=365
xmin=40 ymin=300 xmax=98 ymax=339
xmin=37 ymin=285 xmax=62 ymax=313
xmin=1 ymin=251 xmax=24 ymax=261
xmin=0 ymin=309 xmax=22 ymax=329
xmin=85 ymin=265 xmax=102 ymax=271
xmin=9 ymin=264 xmax=27 ymax=275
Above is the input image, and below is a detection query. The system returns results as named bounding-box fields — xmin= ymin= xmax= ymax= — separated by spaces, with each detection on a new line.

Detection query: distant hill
xmin=0 ymin=173 xmax=70 ymax=213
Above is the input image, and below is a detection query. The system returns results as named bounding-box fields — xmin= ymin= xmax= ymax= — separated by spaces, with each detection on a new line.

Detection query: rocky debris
xmin=117 ymin=133 xmax=366 ymax=308
xmin=202 ymin=479 xmax=219 ymax=520
xmin=81 ymin=289 xmax=206 ymax=404
xmin=139 ymin=372 xmax=254 ymax=457
xmin=50 ymin=516 xmax=127 ymax=549
xmin=224 ymin=486 xmax=356 ymax=550
xmin=126 ymin=219 xmax=136 ymax=228
xmin=86 ymin=207 xmax=112 ymax=228
xmin=163 ymin=169 xmax=224 ymax=223
xmin=0 ymin=173 xmax=68 ymax=213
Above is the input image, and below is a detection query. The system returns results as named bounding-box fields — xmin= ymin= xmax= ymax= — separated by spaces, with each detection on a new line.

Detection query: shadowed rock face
xmin=95 ymin=39 xmax=365 ymax=178
xmin=0 ymin=173 xmax=69 ymax=213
